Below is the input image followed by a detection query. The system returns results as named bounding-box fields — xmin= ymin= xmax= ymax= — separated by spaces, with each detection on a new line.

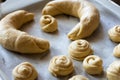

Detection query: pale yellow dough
xmin=0 ymin=10 xmax=50 ymax=54
xmin=12 ymin=62 xmax=38 ymax=80
xmin=69 ymin=75 xmax=89 ymax=80
xmin=108 ymin=25 xmax=120 ymax=42
xmin=40 ymin=15 xmax=58 ymax=32
xmin=107 ymin=61 xmax=120 ymax=80
xmin=48 ymin=55 xmax=74 ymax=77
xmin=113 ymin=44 xmax=120 ymax=57
xmin=83 ymin=55 xmax=103 ymax=75
xmin=68 ymin=39 xmax=93 ymax=61
xmin=42 ymin=0 xmax=100 ymax=40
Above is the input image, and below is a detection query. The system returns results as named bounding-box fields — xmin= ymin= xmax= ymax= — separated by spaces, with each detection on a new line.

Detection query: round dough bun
xmin=40 ymin=15 xmax=58 ymax=32
xmin=12 ymin=62 xmax=38 ymax=80
xmin=113 ymin=44 xmax=120 ymax=57
xmin=68 ymin=39 xmax=93 ymax=61
xmin=69 ymin=75 xmax=89 ymax=80
xmin=48 ymin=55 xmax=74 ymax=77
xmin=83 ymin=55 xmax=103 ymax=75
xmin=107 ymin=61 xmax=120 ymax=80
xmin=108 ymin=25 xmax=120 ymax=42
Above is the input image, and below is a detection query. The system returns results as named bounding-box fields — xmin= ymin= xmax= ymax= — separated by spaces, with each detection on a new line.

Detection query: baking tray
xmin=0 ymin=0 xmax=120 ymax=80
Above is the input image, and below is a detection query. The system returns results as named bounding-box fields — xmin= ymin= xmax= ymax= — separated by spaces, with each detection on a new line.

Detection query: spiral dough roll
xmin=12 ymin=62 xmax=38 ymax=80
xmin=83 ymin=55 xmax=103 ymax=75
xmin=107 ymin=61 xmax=120 ymax=80
xmin=40 ymin=15 xmax=58 ymax=32
xmin=113 ymin=44 xmax=120 ymax=57
xmin=48 ymin=55 xmax=74 ymax=77
xmin=68 ymin=39 xmax=93 ymax=61
xmin=108 ymin=25 xmax=120 ymax=42
xmin=69 ymin=75 xmax=89 ymax=80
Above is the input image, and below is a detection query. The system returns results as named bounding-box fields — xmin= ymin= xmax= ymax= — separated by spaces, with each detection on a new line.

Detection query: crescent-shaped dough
xmin=69 ymin=75 xmax=89 ymax=80
xmin=42 ymin=0 xmax=100 ymax=40
xmin=108 ymin=25 xmax=120 ymax=42
xmin=113 ymin=44 xmax=120 ymax=57
xmin=83 ymin=55 xmax=103 ymax=75
xmin=40 ymin=15 xmax=58 ymax=32
xmin=68 ymin=39 xmax=93 ymax=61
xmin=0 ymin=10 xmax=50 ymax=54
xmin=48 ymin=55 xmax=74 ymax=77
xmin=107 ymin=61 xmax=120 ymax=80
xmin=12 ymin=62 xmax=38 ymax=80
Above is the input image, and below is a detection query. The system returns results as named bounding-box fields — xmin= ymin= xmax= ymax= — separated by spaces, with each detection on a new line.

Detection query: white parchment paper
xmin=0 ymin=0 xmax=120 ymax=80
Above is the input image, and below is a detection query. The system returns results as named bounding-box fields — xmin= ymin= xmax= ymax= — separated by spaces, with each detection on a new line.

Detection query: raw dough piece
xmin=48 ymin=55 xmax=74 ymax=77
xmin=42 ymin=0 xmax=100 ymax=40
xmin=69 ymin=75 xmax=89 ymax=80
xmin=83 ymin=55 xmax=103 ymax=75
xmin=113 ymin=44 xmax=120 ymax=57
xmin=68 ymin=39 xmax=93 ymax=61
xmin=40 ymin=15 xmax=58 ymax=32
xmin=0 ymin=10 xmax=50 ymax=54
xmin=12 ymin=62 xmax=38 ymax=80
xmin=107 ymin=61 xmax=120 ymax=80
xmin=108 ymin=25 xmax=120 ymax=42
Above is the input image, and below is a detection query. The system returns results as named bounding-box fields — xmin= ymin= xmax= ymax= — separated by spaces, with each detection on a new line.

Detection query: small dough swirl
xmin=113 ymin=44 xmax=120 ymax=57
xmin=12 ymin=62 xmax=38 ymax=80
xmin=68 ymin=39 xmax=93 ymax=61
xmin=69 ymin=75 xmax=89 ymax=80
xmin=108 ymin=25 xmax=120 ymax=42
xmin=48 ymin=55 xmax=74 ymax=77
xmin=40 ymin=15 xmax=58 ymax=32
xmin=107 ymin=61 xmax=120 ymax=80
xmin=83 ymin=55 xmax=103 ymax=75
